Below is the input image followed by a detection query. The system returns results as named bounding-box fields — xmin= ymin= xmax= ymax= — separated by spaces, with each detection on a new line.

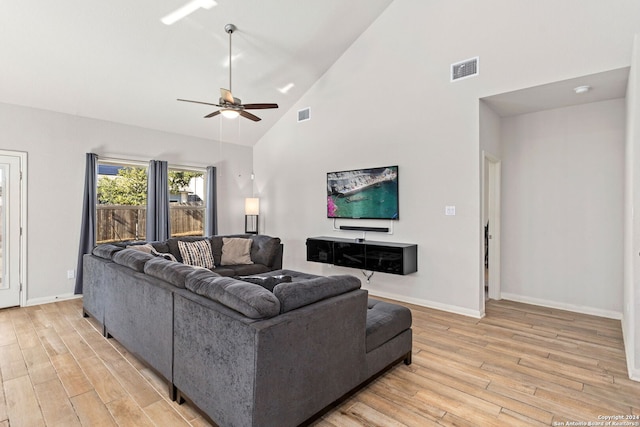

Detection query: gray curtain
xmin=74 ymin=153 xmax=98 ymax=294
xmin=146 ymin=160 xmax=170 ymax=241
xmin=204 ymin=166 xmax=218 ymax=236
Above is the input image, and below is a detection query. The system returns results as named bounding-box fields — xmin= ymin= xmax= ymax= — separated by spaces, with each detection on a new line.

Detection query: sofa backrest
xmin=92 ymin=244 xmax=123 ymax=259
xmin=157 ymin=234 xmax=282 ymax=268
xmin=273 ymin=275 xmax=361 ymax=313
xmin=185 ymin=271 xmax=281 ymax=319
xmin=112 ymin=248 xmax=155 ymax=272
xmin=144 ymin=257 xmax=218 ymax=289
xmin=90 ymin=238 xmax=356 ymax=321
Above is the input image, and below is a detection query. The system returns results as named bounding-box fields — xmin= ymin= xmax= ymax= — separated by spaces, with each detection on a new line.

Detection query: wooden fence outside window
xmin=96 ymin=205 xmax=204 ymax=243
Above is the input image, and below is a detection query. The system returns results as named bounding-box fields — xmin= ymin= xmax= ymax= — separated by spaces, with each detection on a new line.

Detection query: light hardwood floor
xmin=0 ymin=298 xmax=638 ymax=427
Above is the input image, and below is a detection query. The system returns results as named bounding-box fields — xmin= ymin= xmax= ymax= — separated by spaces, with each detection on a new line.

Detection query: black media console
xmin=306 ymin=236 xmax=418 ymax=275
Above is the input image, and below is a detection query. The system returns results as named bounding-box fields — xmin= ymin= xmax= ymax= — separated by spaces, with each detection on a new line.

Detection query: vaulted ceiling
xmin=0 ymin=0 xmax=395 ymax=146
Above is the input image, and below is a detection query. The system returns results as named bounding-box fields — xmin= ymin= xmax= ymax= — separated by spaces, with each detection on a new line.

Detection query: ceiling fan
xmin=177 ymin=24 xmax=278 ymax=122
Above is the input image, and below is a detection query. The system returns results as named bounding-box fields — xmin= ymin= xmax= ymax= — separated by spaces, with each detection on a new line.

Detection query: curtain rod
xmin=97 ymin=155 xmax=211 ymax=172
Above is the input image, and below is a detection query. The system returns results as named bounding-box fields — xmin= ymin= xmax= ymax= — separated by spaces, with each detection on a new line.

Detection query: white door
xmin=0 ymin=154 xmax=24 ymax=309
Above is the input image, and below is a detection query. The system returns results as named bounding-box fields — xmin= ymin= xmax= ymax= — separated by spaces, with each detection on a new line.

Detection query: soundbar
xmin=339 ymin=225 xmax=389 ymax=233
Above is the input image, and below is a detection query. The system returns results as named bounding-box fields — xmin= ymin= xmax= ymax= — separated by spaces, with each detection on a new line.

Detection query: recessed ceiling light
xmin=161 ymin=0 xmax=217 ymax=26
xmin=573 ymin=85 xmax=591 ymax=94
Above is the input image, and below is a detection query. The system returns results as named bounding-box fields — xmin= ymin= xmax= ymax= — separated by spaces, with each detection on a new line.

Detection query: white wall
xmin=624 ymin=35 xmax=640 ymax=380
xmin=479 ymin=101 xmax=502 ymax=223
xmin=0 ymin=102 xmax=254 ymax=304
xmin=479 ymin=102 xmax=502 ymax=159
xmin=253 ymin=0 xmax=640 ymax=317
xmin=500 ymin=99 xmax=625 ymax=317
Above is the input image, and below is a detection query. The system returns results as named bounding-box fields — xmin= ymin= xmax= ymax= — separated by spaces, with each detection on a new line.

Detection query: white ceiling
xmin=0 ymin=0 xmax=395 ymax=146
xmin=482 ymin=67 xmax=629 ymax=117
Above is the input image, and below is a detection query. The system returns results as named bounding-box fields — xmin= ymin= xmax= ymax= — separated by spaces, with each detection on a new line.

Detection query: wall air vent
xmin=451 ymin=57 xmax=479 ymax=82
xmin=297 ymin=107 xmax=310 ymax=122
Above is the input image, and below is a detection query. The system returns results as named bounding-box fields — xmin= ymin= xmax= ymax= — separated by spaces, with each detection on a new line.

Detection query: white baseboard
xmin=365 ymin=288 xmax=484 ymax=319
xmin=26 ymin=293 xmax=82 ymax=307
xmin=500 ymin=292 xmax=622 ymax=320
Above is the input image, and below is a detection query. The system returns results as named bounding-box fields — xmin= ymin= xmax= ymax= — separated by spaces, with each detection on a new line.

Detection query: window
xmin=168 ymin=168 xmax=205 ymax=237
xmin=96 ymin=161 xmax=148 ymax=243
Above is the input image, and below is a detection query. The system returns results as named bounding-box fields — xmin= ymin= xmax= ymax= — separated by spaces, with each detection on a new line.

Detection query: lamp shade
xmin=245 ymin=198 xmax=260 ymax=215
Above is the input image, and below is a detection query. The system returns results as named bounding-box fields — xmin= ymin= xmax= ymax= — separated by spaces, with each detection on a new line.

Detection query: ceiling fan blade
xmin=220 ymin=88 xmax=235 ymax=104
xmin=239 ymin=110 xmax=261 ymax=122
xmin=242 ymin=103 xmax=279 ymax=110
xmin=204 ymin=110 xmax=221 ymax=118
xmin=178 ymin=99 xmax=223 ymax=107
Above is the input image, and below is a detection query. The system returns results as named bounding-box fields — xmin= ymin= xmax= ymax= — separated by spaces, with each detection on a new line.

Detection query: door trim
xmin=0 ymin=150 xmax=27 ymax=307
xmin=481 ymin=151 xmax=501 ymax=315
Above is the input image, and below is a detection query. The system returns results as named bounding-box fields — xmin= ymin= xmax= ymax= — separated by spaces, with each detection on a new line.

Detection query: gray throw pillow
xmin=221 ymin=238 xmax=253 ymax=265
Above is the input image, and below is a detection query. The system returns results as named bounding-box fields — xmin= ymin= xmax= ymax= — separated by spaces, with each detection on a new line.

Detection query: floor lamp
xmin=245 ymin=198 xmax=259 ymax=234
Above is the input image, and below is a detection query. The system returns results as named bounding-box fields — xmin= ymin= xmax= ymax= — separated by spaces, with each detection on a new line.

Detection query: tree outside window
xmin=97 ymin=165 xmax=147 ymax=243
xmin=168 ymin=169 xmax=205 ymax=237
xmin=95 ymin=163 xmax=206 ymax=243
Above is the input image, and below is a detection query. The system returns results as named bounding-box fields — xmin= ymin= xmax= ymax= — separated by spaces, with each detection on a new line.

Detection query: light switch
xmin=445 ymin=205 xmax=456 ymax=216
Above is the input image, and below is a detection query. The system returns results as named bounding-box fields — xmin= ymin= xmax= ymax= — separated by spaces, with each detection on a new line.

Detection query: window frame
xmin=96 ymin=159 xmax=149 ymax=243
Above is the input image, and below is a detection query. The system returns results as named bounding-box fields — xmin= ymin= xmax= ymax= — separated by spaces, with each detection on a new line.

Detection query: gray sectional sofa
xmin=82 ymin=234 xmax=412 ymax=427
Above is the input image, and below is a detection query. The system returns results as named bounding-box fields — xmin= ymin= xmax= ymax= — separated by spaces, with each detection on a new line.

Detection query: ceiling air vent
xmin=297 ymin=107 xmax=310 ymax=122
xmin=451 ymin=57 xmax=479 ymax=82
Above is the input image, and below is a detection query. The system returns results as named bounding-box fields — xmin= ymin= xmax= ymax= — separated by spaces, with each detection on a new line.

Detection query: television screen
xmin=327 ymin=166 xmax=399 ymax=220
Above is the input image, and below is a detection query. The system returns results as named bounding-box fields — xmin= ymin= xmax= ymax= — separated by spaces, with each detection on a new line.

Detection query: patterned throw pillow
xmin=178 ymin=240 xmax=215 ymax=269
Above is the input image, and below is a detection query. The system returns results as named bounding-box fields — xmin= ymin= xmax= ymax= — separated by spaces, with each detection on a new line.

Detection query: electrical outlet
xmin=67 ymin=269 xmax=75 ymax=280
xmin=445 ymin=205 xmax=456 ymax=216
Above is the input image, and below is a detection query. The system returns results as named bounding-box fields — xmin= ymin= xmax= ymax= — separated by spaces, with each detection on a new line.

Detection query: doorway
xmin=0 ymin=151 xmax=27 ymax=309
xmin=482 ymin=152 xmax=501 ymax=302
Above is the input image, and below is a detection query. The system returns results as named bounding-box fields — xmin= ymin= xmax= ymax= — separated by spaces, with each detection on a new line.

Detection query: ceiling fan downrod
xmin=225 ymin=23 xmax=236 ymax=94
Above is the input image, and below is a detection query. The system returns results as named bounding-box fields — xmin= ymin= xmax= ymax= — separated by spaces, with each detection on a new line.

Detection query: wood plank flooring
xmin=0 ymin=298 xmax=638 ymax=426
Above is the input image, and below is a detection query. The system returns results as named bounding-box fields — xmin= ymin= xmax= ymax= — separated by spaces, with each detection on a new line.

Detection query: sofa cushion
xmin=248 ymin=235 xmax=281 ymax=266
xmin=92 ymin=244 xmax=123 ymax=260
xmin=127 ymin=243 xmax=178 ymax=262
xmin=366 ymin=299 xmax=412 ymax=352
xmin=186 ymin=267 xmax=220 ymax=283
xmin=178 ymin=239 xmax=215 ymax=268
xmin=212 ymin=267 xmax=238 ymax=277
xmin=144 ymin=258 xmax=208 ymax=288
xmin=229 ymin=264 xmax=271 ymax=276
xmin=268 ymin=269 xmax=322 ymax=281
xmin=237 ymin=274 xmax=292 ymax=292
xmin=273 ymin=275 xmax=361 ymax=313
xmin=210 ymin=236 xmax=224 ymax=266
xmin=221 ymin=238 xmax=253 ymax=265
xmin=150 ymin=241 xmax=170 ymax=254
xmin=112 ymin=249 xmax=155 ymax=272
xmin=186 ymin=275 xmax=280 ymax=319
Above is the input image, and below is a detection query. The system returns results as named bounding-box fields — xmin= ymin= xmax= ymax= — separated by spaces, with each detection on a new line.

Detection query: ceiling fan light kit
xmin=221 ymin=109 xmax=240 ymax=119
xmin=177 ymin=23 xmax=278 ymax=121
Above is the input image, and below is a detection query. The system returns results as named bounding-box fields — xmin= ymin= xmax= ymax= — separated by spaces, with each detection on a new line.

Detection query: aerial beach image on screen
xmin=327 ymin=166 xmax=399 ymax=220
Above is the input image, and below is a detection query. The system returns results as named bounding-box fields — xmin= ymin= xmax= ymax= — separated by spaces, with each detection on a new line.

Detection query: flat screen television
xmin=327 ymin=166 xmax=399 ymax=220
